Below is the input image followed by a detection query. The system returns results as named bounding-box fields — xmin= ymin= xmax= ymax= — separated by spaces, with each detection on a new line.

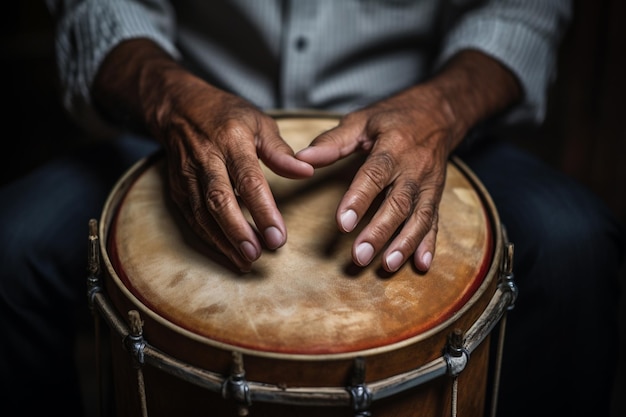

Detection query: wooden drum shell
xmin=97 ymin=113 xmax=504 ymax=416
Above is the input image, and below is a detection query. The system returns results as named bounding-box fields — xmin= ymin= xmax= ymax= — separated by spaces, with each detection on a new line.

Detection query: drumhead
xmin=101 ymin=113 xmax=498 ymax=359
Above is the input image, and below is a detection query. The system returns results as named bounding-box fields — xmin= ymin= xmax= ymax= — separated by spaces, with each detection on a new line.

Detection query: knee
xmin=0 ymin=210 xmax=52 ymax=309
xmin=536 ymin=193 xmax=622 ymax=272
xmin=0 ymin=192 xmax=88 ymax=312
xmin=508 ymin=193 xmax=624 ymax=319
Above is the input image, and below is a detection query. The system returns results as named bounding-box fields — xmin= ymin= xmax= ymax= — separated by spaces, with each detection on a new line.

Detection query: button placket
xmin=280 ymin=1 xmax=318 ymax=108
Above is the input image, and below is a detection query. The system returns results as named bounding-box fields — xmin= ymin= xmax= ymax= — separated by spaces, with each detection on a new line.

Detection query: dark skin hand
xmin=94 ymin=39 xmax=314 ymax=272
xmin=296 ymin=51 xmax=521 ymax=272
xmin=93 ymin=38 xmax=521 ymax=273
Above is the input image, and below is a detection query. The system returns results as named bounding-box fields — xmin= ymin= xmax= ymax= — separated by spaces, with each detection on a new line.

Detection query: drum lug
xmin=445 ymin=328 xmax=470 ymax=377
xmin=86 ymin=219 xmax=102 ymax=309
xmin=498 ymin=229 xmax=518 ymax=310
xmin=125 ymin=310 xmax=146 ymax=368
xmin=348 ymin=357 xmax=372 ymax=417
xmin=221 ymin=351 xmax=252 ymax=416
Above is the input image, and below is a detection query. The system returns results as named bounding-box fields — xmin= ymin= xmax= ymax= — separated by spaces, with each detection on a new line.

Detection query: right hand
xmin=93 ymin=40 xmax=314 ymax=272
xmin=152 ymin=73 xmax=314 ymax=271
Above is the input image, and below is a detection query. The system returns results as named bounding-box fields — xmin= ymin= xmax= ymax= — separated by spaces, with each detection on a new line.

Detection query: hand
xmin=154 ymin=78 xmax=314 ymax=271
xmin=296 ymin=51 xmax=521 ymax=273
xmin=296 ymin=87 xmax=455 ymax=273
xmin=93 ymin=40 xmax=314 ymax=272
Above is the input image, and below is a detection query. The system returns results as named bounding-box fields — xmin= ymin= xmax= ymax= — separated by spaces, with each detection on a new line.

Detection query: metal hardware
xmin=221 ymin=351 xmax=252 ymax=416
xmin=125 ymin=310 xmax=146 ymax=368
xmin=90 ymin=285 xmax=513 ymax=409
xmin=499 ymin=227 xmax=518 ymax=310
xmin=125 ymin=310 xmax=149 ymax=417
xmin=445 ymin=329 xmax=470 ymax=377
xmin=348 ymin=357 xmax=372 ymax=417
xmin=86 ymin=219 xmax=101 ymax=309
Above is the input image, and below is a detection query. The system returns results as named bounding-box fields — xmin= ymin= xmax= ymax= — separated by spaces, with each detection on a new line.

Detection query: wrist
xmin=92 ymin=38 xmax=181 ymax=132
xmin=427 ymin=50 xmax=522 ymax=146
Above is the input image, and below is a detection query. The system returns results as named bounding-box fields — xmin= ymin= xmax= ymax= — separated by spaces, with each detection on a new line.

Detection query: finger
xmin=295 ymin=117 xmax=366 ymax=167
xmin=413 ymin=226 xmax=437 ymax=272
xmin=350 ymin=178 xmax=420 ymax=267
xmin=336 ymin=151 xmax=395 ymax=235
xmin=256 ymin=118 xmax=314 ymax=179
xmin=210 ymin=117 xmax=291 ymax=251
xmin=382 ymin=197 xmax=439 ymax=273
xmin=190 ymin=189 xmax=255 ymax=271
xmin=227 ymin=152 xmax=288 ymax=250
xmin=169 ymin=168 xmax=255 ymax=271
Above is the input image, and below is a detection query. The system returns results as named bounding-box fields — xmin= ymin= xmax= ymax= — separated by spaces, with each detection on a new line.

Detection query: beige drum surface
xmin=104 ymin=114 xmax=494 ymax=357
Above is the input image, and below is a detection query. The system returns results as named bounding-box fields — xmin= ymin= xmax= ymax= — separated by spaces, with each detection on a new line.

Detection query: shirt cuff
xmin=437 ymin=15 xmax=560 ymax=125
xmin=56 ymin=1 xmax=179 ymax=132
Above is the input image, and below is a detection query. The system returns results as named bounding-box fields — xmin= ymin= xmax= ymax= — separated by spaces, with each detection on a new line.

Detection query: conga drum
xmin=87 ymin=112 xmax=516 ymax=417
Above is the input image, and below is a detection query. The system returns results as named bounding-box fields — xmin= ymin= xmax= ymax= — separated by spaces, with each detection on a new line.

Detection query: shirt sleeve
xmin=436 ymin=0 xmax=572 ymax=125
xmin=46 ymin=0 xmax=180 ymax=134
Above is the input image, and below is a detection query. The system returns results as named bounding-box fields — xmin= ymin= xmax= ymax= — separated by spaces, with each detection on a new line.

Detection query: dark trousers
xmin=460 ymin=141 xmax=624 ymax=417
xmin=1 ymin=135 xmax=623 ymax=417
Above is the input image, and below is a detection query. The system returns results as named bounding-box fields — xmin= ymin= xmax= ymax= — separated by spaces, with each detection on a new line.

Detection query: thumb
xmin=295 ymin=117 xmax=366 ymax=168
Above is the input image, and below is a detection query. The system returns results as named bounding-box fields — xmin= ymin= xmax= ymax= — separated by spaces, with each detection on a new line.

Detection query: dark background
xmin=1 ymin=1 xmax=624 ymax=416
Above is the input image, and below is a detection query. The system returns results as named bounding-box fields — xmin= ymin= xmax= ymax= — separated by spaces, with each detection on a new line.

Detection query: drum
xmin=88 ymin=112 xmax=516 ymax=417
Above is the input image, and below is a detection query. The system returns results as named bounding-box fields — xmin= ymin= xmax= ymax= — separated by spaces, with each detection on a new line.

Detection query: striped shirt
xmin=46 ymin=0 xmax=572 ymax=132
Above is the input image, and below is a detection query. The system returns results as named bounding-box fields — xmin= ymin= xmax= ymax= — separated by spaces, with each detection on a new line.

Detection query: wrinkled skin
xmin=148 ymin=74 xmax=314 ymax=271
xmin=93 ymin=39 xmax=520 ymax=273
xmin=296 ymin=87 xmax=456 ymax=273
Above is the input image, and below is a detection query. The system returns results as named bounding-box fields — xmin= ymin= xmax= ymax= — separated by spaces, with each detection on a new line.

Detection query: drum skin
xmin=99 ymin=113 xmax=502 ymax=416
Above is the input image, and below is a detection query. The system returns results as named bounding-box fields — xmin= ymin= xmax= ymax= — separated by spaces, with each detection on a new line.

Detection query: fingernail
xmin=240 ymin=241 xmax=259 ymax=262
xmin=421 ymin=251 xmax=432 ymax=270
xmin=264 ymin=226 xmax=284 ymax=249
xmin=355 ymin=242 xmax=375 ymax=266
xmin=340 ymin=209 xmax=358 ymax=232
xmin=386 ymin=251 xmax=404 ymax=272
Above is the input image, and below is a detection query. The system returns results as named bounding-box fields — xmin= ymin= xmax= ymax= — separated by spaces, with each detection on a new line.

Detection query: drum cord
xmin=135 ymin=368 xmax=149 ymax=417
xmin=489 ymin=313 xmax=508 ymax=417
xmin=449 ymin=236 xmax=516 ymax=417
xmin=489 ymin=233 xmax=516 ymax=417
xmin=87 ymin=219 xmax=106 ymax=417
xmin=128 ymin=310 xmax=150 ymax=417
xmin=451 ymin=376 xmax=459 ymax=417
xmin=94 ymin=316 xmax=103 ymax=417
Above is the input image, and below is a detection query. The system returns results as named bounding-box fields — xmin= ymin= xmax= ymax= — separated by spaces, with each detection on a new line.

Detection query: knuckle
xmin=363 ymin=152 xmax=395 ymax=191
xmin=205 ymin=184 xmax=234 ymax=213
xmin=380 ymin=128 xmax=405 ymax=144
xmin=217 ymin=118 xmax=249 ymax=139
xmin=365 ymin=224 xmax=390 ymax=247
xmin=397 ymin=200 xmax=439 ymax=253
xmin=386 ymin=181 xmax=420 ymax=218
xmin=400 ymin=231 xmax=422 ymax=252
xmin=213 ymin=120 xmax=254 ymax=153
xmin=235 ymin=170 xmax=266 ymax=197
xmin=414 ymin=202 xmax=438 ymax=230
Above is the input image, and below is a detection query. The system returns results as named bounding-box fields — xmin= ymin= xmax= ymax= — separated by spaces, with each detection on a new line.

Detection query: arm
xmin=92 ymin=39 xmax=313 ymax=272
xmin=46 ymin=0 xmax=180 ymax=133
xmin=437 ymin=0 xmax=573 ymax=125
xmin=297 ymin=49 xmax=521 ymax=273
xmin=49 ymin=0 xmax=314 ymax=272
xmin=297 ymin=0 xmax=571 ymax=274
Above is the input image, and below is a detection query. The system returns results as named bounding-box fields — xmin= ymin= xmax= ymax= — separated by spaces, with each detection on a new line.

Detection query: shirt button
xmin=295 ymin=36 xmax=308 ymax=51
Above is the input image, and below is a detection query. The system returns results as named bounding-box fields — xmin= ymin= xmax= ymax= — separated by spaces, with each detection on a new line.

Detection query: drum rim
xmin=98 ymin=111 xmax=503 ymax=361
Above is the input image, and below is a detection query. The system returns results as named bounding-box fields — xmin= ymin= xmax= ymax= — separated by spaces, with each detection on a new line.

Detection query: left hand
xmin=296 ymin=86 xmax=460 ymax=273
xmin=296 ymin=50 xmax=521 ymax=273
